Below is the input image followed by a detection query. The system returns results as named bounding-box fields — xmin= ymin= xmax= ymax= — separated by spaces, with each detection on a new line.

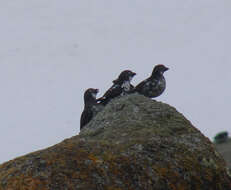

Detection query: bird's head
xmin=113 ymin=70 xmax=136 ymax=84
xmin=152 ymin=64 xmax=169 ymax=76
xmin=84 ymin=88 xmax=99 ymax=103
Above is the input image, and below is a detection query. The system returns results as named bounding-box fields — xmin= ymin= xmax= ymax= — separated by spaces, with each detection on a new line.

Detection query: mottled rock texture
xmin=0 ymin=94 xmax=230 ymax=190
xmin=215 ymin=138 xmax=231 ymax=169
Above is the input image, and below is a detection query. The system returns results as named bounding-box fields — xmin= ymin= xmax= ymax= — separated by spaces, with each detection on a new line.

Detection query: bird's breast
xmin=146 ymin=77 xmax=166 ymax=98
xmin=121 ymin=81 xmax=131 ymax=92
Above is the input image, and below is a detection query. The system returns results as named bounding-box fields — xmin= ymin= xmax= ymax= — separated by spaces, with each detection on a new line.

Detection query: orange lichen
xmin=0 ymin=94 xmax=231 ymax=189
xmin=4 ymin=175 xmax=48 ymax=190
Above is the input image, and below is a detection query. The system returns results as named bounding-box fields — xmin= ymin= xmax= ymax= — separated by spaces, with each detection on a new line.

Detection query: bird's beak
xmin=132 ymin=72 xmax=136 ymax=76
xmin=164 ymin=67 xmax=169 ymax=71
xmin=95 ymin=89 xmax=99 ymax=94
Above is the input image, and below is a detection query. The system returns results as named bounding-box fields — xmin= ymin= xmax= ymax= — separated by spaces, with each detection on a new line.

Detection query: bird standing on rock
xmin=135 ymin=64 xmax=169 ymax=98
xmin=80 ymin=88 xmax=103 ymax=130
xmin=98 ymin=70 xmax=136 ymax=105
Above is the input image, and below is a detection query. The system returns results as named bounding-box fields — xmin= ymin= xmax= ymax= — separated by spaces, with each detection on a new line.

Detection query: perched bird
xmin=98 ymin=70 xmax=136 ymax=105
xmin=80 ymin=88 xmax=103 ymax=130
xmin=135 ymin=64 xmax=169 ymax=98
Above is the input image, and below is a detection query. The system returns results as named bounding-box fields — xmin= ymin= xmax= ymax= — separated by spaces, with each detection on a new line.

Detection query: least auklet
xmin=98 ymin=70 xmax=136 ymax=105
xmin=80 ymin=88 xmax=102 ymax=130
xmin=135 ymin=65 xmax=169 ymax=98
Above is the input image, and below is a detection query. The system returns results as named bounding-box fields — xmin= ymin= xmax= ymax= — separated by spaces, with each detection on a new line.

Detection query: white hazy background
xmin=0 ymin=0 xmax=230 ymax=163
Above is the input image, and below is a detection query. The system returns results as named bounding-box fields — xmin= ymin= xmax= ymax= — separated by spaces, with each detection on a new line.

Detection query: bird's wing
xmin=103 ymin=84 xmax=122 ymax=99
xmin=149 ymin=78 xmax=159 ymax=88
xmin=135 ymin=79 xmax=147 ymax=91
xmin=136 ymin=78 xmax=159 ymax=91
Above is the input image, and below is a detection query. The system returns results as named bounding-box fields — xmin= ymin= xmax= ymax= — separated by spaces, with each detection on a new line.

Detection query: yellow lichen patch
xmin=5 ymin=175 xmax=48 ymax=190
xmin=152 ymin=165 xmax=189 ymax=190
xmin=101 ymin=152 xmax=117 ymax=162
xmin=88 ymin=154 xmax=99 ymax=163
xmin=0 ymin=167 xmax=18 ymax=181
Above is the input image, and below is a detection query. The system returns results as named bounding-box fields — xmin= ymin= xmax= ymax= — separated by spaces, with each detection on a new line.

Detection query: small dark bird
xmin=135 ymin=64 xmax=169 ymax=98
xmin=98 ymin=70 xmax=136 ymax=105
xmin=80 ymin=88 xmax=102 ymax=130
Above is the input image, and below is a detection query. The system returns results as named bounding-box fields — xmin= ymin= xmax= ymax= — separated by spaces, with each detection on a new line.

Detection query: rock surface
xmin=215 ymin=138 xmax=231 ymax=169
xmin=0 ymin=94 xmax=230 ymax=190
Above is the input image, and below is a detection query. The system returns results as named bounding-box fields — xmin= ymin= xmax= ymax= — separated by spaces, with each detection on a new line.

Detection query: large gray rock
xmin=0 ymin=94 xmax=230 ymax=190
xmin=215 ymin=138 xmax=231 ymax=169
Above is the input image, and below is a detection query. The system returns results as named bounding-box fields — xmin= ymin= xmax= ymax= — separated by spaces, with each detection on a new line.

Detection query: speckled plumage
xmin=135 ymin=64 xmax=169 ymax=98
xmin=98 ymin=70 xmax=136 ymax=105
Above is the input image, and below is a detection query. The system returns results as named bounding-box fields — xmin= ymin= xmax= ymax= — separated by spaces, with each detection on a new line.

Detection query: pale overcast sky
xmin=0 ymin=0 xmax=230 ymax=163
